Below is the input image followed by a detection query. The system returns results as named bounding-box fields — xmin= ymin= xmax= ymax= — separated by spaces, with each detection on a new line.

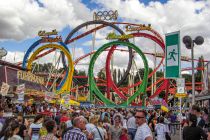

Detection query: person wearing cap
xmin=182 ymin=114 xmax=207 ymax=140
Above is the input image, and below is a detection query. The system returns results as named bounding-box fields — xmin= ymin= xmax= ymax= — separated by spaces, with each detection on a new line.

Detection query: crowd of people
xmin=0 ymin=95 xmax=210 ymax=140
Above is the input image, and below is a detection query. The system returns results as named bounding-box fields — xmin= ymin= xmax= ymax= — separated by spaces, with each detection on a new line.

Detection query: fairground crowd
xmin=0 ymin=95 xmax=210 ymax=140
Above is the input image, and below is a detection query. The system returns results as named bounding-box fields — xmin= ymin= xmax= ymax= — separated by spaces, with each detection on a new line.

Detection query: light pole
xmin=183 ymin=36 xmax=204 ymax=105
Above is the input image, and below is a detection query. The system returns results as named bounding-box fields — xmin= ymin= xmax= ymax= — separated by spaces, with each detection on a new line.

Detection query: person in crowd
xmin=191 ymin=105 xmax=206 ymax=128
xmin=91 ymin=116 xmax=107 ymax=140
xmin=16 ymin=113 xmax=27 ymax=139
xmin=61 ymin=112 xmax=79 ymax=138
xmin=168 ymin=111 xmax=177 ymax=136
xmin=63 ymin=116 xmax=89 ymax=140
xmin=160 ymin=112 xmax=170 ymax=132
xmin=148 ymin=112 xmax=157 ymax=132
xmin=108 ymin=115 xmax=123 ymax=140
xmin=207 ymin=128 xmax=210 ymax=140
xmin=40 ymin=120 xmax=58 ymax=140
xmin=102 ymin=116 xmax=111 ymax=133
xmin=57 ymin=120 xmax=67 ymax=139
xmin=0 ymin=118 xmax=15 ymax=139
xmin=120 ymin=128 xmax=130 ymax=140
xmin=134 ymin=110 xmax=153 ymax=140
xmin=155 ymin=117 xmax=167 ymax=140
xmin=181 ymin=113 xmax=187 ymax=127
xmin=16 ymin=104 xmax=23 ymax=113
xmin=1 ymin=120 xmax=22 ymax=140
xmin=182 ymin=113 xmax=207 ymax=140
xmin=28 ymin=114 xmax=43 ymax=140
xmin=50 ymin=104 xmax=58 ymax=119
xmin=39 ymin=117 xmax=51 ymax=137
xmin=203 ymin=108 xmax=209 ymax=128
xmin=86 ymin=115 xmax=97 ymax=134
xmin=60 ymin=110 xmax=69 ymax=123
xmin=0 ymin=108 xmax=4 ymax=132
xmin=127 ymin=111 xmax=137 ymax=140
xmin=98 ymin=119 xmax=108 ymax=140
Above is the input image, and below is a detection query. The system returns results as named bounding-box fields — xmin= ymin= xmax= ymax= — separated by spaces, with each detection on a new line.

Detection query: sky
xmin=0 ymin=0 xmax=210 ymax=74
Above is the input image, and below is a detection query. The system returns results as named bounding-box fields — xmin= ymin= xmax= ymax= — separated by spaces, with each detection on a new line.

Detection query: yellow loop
xmin=27 ymin=44 xmax=74 ymax=94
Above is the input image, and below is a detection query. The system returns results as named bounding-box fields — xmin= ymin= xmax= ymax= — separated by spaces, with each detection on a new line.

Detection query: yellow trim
xmin=175 ymin=93 xmax=187 ymax=98
xmin=27 ymin=44 xmax=74 ymax=94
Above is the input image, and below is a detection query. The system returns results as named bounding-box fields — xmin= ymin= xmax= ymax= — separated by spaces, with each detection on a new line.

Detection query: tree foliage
xmin=195 ymin=55 xmax=204 ymax=82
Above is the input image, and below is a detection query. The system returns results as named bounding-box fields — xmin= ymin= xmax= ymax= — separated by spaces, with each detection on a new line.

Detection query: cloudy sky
xmin=0 ymin=0 xmax=209 ymax=74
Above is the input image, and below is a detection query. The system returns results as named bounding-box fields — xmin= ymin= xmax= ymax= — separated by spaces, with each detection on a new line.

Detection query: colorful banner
xmin=165 ymin=31 xmax=180 ymax=78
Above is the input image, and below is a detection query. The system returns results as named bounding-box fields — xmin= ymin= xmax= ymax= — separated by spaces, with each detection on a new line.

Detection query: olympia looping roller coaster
xmin=17 ymin=10 xmax=206 ymax=107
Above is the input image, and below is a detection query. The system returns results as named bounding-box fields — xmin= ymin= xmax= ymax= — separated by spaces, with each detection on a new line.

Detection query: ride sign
xmin=125 ymin=24 xmax=151 ymax=32
xmin=176 ymin=78 xmax=187 ymax=98
xmin=177 ymin=78 xmax=185 ymax=93
xmin=106 ymin=32 xmax=133 ymax=40
xmin=38 ymin=29 xmax=62 ymax=43
xmin=165 ymin=31 xmax=180 ymax=78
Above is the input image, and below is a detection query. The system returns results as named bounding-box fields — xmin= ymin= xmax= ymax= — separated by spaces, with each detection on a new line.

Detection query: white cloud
xmin=81 ymin=39 xmax=110 ymax=49
xmin=2 ymin=51 xmax=25 ymax=63
xmin=1 ymin=0 xmax=210 ymax=78
xmin=93 ymin=0 xmax=210 ymax=60
xmin=0 ymin=0 xmax=92 ymax=40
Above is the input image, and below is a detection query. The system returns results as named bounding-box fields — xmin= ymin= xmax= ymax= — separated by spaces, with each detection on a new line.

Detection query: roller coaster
xmin=16 ymin=10 xmax=207 ymax=107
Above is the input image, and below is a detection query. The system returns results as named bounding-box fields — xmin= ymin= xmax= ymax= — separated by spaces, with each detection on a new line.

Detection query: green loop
xmin=88 ymin=41 xmax=149 ymax=106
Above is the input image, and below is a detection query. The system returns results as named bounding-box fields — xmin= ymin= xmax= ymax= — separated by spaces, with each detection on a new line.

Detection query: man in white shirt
xmin=127 ymin=111 xmax=137 ymax=140
xmin=134 ymin=110 xmax=153 ymax=140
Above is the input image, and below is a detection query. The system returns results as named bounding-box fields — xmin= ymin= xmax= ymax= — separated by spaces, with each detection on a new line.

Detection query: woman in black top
xmin=183 ymin=114 xmax=207 ymax=140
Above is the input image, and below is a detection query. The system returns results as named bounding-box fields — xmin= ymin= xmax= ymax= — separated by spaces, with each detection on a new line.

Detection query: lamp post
xmin=183 ymin=36 xmax=204 ymax=105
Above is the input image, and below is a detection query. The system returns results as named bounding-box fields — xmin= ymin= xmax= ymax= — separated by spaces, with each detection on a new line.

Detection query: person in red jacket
xmin=60 ymin=110 xmax=69 ymax=123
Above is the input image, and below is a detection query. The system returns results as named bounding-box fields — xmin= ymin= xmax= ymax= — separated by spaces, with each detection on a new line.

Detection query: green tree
xmin=195 ymin=55 xmax=204 ymax=82
xmin=118 ymin=69 xmax=121 ymax=82
xmin=97 ymin=69 xmax=106 ymax=80
xmin=78 ymin=70 xmax=86 ymax=76
xmin=182 ymin=74 xmax=192 ymax=83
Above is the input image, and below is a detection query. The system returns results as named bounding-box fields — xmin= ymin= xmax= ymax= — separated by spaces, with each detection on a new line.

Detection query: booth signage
xmin=17 ymin=71 xmax=45 ymax=85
